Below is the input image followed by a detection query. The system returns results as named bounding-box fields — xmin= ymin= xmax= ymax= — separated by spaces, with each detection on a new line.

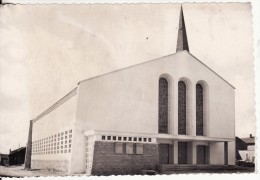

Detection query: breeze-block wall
xmin=31 ymin=160 xmax=69 ymax=172
xmin=91 ymin=141 xmax=159 ymax=175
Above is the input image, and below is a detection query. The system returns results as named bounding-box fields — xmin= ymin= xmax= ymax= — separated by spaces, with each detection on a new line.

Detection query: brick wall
xmin=91 ymin=141 xmax=159 ymax=175
xmin=31 ymin=160 xmax=69 ymax=172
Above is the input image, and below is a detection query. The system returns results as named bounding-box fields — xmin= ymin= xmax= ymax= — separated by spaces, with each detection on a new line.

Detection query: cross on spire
xmin=176 ymin=5 xmax=189 ymax=52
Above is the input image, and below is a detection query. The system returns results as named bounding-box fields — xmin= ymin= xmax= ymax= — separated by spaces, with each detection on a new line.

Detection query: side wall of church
xmin=31 ymin=89 xmax=78 ymax=172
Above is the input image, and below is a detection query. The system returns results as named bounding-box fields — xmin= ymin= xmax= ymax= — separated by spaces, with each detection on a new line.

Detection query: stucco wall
xmin=31 ymin=92 xmax=77 ymax=165
xmin=209 ymin=142 xmax=224 ymax=164
xmin=77 ymin=51 xmax=235 ymax=139
xmin=31 ymin=160 xmax=69 ymax=172
xmin=209 ymin=141 xmax=235 ymax=165
xmin=228 ymin=141 xmax=236 ymax=165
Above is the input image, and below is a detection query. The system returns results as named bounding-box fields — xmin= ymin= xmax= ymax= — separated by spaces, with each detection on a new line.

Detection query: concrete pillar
xmin=190 ymin=83 xmax=196 ymax=136
xmin=24 ymin=120 xmax=33 ymax=169
xmin=168 ymin=77 xmax=174 ymax=135
xmin=192 ymin=142 xmax=197 ymax=164
xmin=173 ymin=81 xmax=178 ymax=135
xmin=173 ymin=140 xmax=178 ymax=164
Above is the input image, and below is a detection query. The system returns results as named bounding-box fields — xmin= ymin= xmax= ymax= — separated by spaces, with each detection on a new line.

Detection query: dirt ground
xmin=0 ymin=165 xmax=255 ymax=177
xmin=0 ymin=165 xmax=68 ymax=177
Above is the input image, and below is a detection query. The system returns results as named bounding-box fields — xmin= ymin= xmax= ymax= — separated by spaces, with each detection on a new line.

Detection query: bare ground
xmin=0 ymin=165 xmax=255 ymax=177
xmin=0 ymin=165 xmax=68 ymax=177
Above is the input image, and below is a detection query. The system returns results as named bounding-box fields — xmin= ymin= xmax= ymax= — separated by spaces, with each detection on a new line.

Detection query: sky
xmin=0 ymin=3 xmax=256 ymax=154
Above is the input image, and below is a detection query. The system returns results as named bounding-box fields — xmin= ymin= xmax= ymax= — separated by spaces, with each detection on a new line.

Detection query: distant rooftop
xmin=241 ymin=134 xmax=255 ymax=144
xmin=10 ymin=147 xmax=26 ymax=155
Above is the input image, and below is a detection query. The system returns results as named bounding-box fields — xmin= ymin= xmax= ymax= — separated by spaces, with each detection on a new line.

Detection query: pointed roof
xmin=176 ymin=6 xmax=189 ymax=52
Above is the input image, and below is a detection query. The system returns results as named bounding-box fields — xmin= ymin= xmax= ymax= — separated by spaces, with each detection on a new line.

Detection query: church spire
xmin=176 ymin=6 xmax=189 ymax=52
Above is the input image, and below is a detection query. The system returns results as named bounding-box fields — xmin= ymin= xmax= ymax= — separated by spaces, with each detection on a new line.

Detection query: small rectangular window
xmin=126 ymin=143 xmax=134 ymax=154
xmin=115 ymin=143 xmax=124 ymax=154
xmin=113 ymin=136 xmax=116 ymax=140
xmin=107 ymin=136 xmax=111 ymax=140
xmin=136 ymin=144 xmax=144 ymax=155
xmin=102 ymin=135 xmax=106 ymax=140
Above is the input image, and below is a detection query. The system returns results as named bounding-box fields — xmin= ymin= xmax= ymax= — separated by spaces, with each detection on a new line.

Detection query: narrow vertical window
xmin=178 ymin=81 xmax=186 ymax=135
xmin=158 ymin=78 xmax=168 ymax=133
xmin=196 ymin=84 xmax=203 ymax=135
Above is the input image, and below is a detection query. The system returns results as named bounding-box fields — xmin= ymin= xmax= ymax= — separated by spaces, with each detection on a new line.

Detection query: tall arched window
xmin=178 ymin=81 xmax=186 ymax=135
xmin=196 ymin=84 xmax=204 ymax=136
xmin=158 ymin=78 xmax=168 ymax=134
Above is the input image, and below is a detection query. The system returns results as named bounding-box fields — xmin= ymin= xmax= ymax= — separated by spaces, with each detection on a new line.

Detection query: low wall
xmin=91 ymin=141 xmax=159 ymax=175
xmin=31 ymin=160 xmax=69 ymax=172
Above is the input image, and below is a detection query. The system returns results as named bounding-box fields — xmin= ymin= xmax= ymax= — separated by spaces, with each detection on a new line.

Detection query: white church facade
xmin=25 ymin=7 xmax=236 ymax=175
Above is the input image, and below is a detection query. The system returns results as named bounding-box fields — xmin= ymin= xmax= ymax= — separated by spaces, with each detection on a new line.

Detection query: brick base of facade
xmin=31 ymin=160 xmax=69 ymax=172
xmin=91 ymin=141 xmax=159 ymax=175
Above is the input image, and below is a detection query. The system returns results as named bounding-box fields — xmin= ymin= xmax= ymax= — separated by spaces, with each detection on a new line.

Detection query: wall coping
xmin=83 ymin=130 xmax=235 ymax=143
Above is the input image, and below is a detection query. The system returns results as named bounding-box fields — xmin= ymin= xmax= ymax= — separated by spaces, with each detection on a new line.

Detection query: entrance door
xmin=159 ymin=144 xmax=169 ymax=164
xmin=197 ymin=145 xmax=206 ymax=164
xmin=178 ymin=142 xmax=187 ymax=164
xmin=224 ymin=142 xmax=228 ymax=165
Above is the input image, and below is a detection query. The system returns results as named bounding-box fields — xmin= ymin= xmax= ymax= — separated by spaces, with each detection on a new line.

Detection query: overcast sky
xmin=0 ymin=3 xmax=255 ymax=154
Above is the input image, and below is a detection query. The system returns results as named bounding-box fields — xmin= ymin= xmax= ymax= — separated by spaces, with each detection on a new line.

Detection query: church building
xmin=25 ymin=6 xmax=236 ymax=175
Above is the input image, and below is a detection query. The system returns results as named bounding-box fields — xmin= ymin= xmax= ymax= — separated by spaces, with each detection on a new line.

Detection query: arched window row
xmin=158 ymin=78 xmax=208 ymax=136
